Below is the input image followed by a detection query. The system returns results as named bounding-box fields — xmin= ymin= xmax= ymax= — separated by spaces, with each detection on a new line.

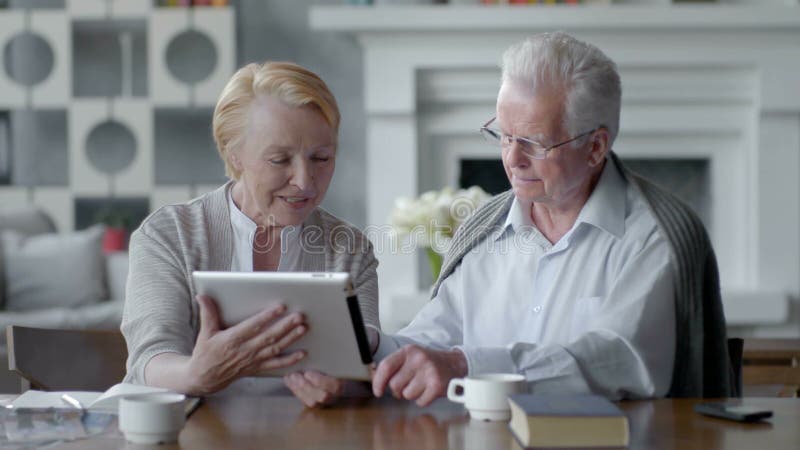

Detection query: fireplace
xmin=311 ymin=4 xmax=800 ymax=333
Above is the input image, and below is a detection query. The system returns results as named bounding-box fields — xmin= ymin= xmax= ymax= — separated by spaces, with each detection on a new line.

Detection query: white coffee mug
xmin=118 ymin=393 xmax=186 ymax=445
xmin=446 ymin=373 xmax=527 ymax=421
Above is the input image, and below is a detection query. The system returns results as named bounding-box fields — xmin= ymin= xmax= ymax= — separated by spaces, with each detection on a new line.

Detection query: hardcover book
xmin=508 ymin=394 xmax=629 ymax=448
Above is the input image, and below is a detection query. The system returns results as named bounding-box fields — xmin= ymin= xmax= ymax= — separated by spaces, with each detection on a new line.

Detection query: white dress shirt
xmin=376 ymin=161 xmax=676 ymax=399
xmin=228 ymin=186 xmax=302 ymax=272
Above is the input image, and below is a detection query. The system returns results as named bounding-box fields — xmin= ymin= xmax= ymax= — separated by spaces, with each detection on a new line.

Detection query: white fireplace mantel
xmin=310 ymin=4 xmax=800 ymax=333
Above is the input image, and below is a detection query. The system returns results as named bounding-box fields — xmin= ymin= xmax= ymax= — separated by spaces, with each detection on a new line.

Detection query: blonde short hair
xmin=212 ymin=61 xmax=340 ymax=180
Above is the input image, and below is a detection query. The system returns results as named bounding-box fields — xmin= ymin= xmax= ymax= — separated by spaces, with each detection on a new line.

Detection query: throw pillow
xmin=1 ymin=225 xmax=107 ymax=311
xmin=0 ymin=206 xmax=57 ymax=309
xmin=105 ymin=251 xmax=129 ymax=301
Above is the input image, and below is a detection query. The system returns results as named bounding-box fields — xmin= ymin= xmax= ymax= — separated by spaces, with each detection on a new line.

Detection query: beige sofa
xmin=0 ymin=206 xmax=126 ymax=392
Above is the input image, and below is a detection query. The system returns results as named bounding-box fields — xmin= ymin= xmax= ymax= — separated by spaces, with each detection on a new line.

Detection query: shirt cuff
xmin=455 ymin=346 xmax=517 ymax=375
xmin=372 ymin=329 xmax=402 ymax=362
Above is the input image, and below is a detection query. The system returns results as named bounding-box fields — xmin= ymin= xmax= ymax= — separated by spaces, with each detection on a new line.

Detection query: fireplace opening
xmin=623 ymin=158 xmax=711 ymax=227
xmin=459 ymin=159 xmax=509 ymax=195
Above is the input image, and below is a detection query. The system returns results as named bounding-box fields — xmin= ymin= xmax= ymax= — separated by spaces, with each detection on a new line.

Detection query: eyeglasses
xmin=479 ymin=116 xmax=599 ymax=160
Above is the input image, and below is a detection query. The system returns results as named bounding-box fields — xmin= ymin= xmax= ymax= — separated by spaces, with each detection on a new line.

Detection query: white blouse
xmin=227 ymin=185 xmax=302 ymax=272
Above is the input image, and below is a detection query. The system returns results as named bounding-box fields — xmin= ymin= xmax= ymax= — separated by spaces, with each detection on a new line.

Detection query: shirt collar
xmin=574 ymin=158 xmax=627 ymax=238
xmin=497 ymin=158 xmax=627 ymax=241
xmin=495 ymin=197 xmax=533 ymax=241
xmin=227 ymin=185 xmax=302 ymax=245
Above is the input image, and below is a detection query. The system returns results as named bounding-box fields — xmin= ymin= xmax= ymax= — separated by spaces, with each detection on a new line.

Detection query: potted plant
xmin=94 ymin=206 xmax=133 ymax=253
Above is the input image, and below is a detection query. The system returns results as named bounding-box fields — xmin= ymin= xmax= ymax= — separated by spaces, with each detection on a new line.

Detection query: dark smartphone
xmin=694 ymin=402 xmax=773 ymax=422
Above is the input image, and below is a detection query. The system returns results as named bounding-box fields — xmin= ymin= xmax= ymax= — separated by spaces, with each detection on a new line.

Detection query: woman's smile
xmin=278 ymin=195 xmax=312 ymax=209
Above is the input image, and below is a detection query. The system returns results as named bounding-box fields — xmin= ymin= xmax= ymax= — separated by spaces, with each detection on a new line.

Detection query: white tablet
xmin=191 ymin=271 xmax=373 ymax=381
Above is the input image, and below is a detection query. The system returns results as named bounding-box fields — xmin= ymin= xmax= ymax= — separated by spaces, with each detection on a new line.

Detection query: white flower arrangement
xmin=389 ymin=186 xmax=491 ymax=275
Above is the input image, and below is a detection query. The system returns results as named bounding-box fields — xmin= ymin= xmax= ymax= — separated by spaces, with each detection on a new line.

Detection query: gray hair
xmin=501 ymin=31 xmax=621 ymax=147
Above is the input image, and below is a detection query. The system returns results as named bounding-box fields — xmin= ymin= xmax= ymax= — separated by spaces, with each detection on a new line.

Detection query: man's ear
xmin=587 ymin=127 xmax=610 ymax=167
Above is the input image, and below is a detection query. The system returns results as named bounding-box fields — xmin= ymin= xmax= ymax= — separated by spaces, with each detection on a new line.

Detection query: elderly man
xmin=371 ymin=32 xmax=732 ymax=406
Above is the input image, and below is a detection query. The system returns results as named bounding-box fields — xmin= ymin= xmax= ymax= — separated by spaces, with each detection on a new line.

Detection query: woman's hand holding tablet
xmin=191 ymin=271 xmax=374 ymax=381
xmin=185 ymin=295 xmax=309 ymax=394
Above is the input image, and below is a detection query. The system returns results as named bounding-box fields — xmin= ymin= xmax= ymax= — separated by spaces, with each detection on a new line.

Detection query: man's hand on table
xmin=371 ymin=344 xmax=468 ymax=407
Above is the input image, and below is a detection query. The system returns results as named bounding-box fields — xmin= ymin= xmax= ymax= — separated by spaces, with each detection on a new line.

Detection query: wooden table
xmin=53 ymin=396 xmax=800 ymax=449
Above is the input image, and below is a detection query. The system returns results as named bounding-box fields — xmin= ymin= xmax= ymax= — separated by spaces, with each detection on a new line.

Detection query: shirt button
xmin=533 ymin=306 xmax=542 ymax=313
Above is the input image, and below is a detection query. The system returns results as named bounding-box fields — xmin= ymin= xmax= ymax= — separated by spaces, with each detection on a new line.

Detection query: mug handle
xmin=446 ymin=378 xmax=466 ymax=404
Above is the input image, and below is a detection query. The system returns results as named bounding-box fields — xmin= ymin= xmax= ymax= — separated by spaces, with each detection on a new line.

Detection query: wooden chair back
xmin=741 ymin=338 xmax=800 ymax=397
xmin=6 ymin=325 xmax=128 ymax=392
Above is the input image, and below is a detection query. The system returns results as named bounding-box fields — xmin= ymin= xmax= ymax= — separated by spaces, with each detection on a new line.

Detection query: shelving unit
xmin=0 ymin=2 xmax=234 ymax=232
xmin=0 ymin=9 xmax=69 ymax=109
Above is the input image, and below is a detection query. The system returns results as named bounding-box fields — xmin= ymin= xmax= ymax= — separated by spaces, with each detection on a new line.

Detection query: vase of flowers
xmin=390 ymin=186 xmax=490 ymax=281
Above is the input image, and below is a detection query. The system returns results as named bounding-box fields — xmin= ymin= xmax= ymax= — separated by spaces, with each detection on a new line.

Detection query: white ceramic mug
xmin=118 ymin=393 xmax=186 ymax=445
xmin=446 ymin=373 xmax=527 ymax=421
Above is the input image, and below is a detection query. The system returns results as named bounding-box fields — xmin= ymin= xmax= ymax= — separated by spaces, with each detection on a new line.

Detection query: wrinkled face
xmin=497 ymin=81 xmax=595 ymax=210
xmin=231 ymin=95 xmax=336 ymax=228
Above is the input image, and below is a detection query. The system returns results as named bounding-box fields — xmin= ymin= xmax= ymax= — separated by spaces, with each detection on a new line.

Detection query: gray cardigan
xmin=432 ymin=153 xmax=733 ymax=398
xmin=121 ymin=183 xmax=380 ymax=384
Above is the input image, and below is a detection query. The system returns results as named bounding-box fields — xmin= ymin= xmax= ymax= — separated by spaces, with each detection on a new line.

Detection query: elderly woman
xmin=121 ymin=61 xmax=379 ymax=407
